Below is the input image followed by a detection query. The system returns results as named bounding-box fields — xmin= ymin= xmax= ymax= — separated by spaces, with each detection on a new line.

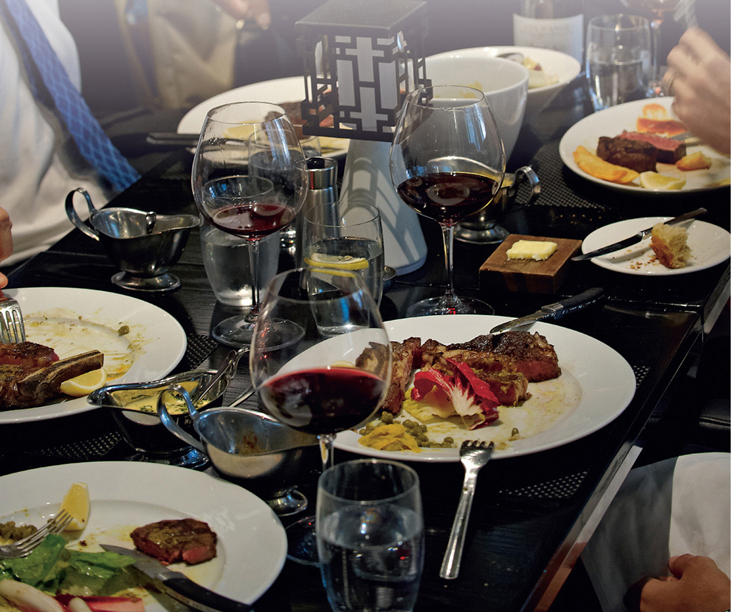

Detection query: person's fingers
xmin=679 ymin=27 xmax=723 ymax=60
xmin=0 ymin=273 xmax=8 ymax=290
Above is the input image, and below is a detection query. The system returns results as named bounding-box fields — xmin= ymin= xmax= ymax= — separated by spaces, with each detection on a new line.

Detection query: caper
xmin=359 ymin=429 xmax=367 ymax=435
xmin=403 ymin=420 xmax=415 ymax=429
xmin=443 ymin=436 xmax=454 ymax=444
xmin=381 ymin=412 xmax=393 ymax=424
xmin=511 ymin=427 xmax=520 ymax=437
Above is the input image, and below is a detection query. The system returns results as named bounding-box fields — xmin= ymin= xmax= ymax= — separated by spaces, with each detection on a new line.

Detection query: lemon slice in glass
xmin=304 ymin=253 xmax=369 ymax=270
xmin=639 ymin=172 xmax=686 ymax=190
xmin=59 ymin=482 xmax=89 ymax=531
xmin=60 ymin=368 xmax=107 ymax=397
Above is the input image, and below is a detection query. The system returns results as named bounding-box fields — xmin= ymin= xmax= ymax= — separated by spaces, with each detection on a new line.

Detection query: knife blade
xmin=571 ymin=207 xmax=706 ymax=262
xmin=100 ymin=544 xmax=253 ymax=612
xmin=147 ymin=133 xmax=200 ymax=147
xmin=489 ymin=287 xmax=605 ymax=335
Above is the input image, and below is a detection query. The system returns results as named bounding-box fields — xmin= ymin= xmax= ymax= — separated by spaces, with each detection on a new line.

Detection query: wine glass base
xmin=267 ymin=489 xmax=308 ymax=517
xmin=406 ymin=295 xmax=494 ymax=317
xmin=212 ymin=314 xmax=256 ymax=348
xmin=285 ymin=515 xmax=320 ymax=566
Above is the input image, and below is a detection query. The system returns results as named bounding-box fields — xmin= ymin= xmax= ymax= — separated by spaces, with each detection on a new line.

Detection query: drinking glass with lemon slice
xmin=302 ymin=205 xmax=385 ymax=305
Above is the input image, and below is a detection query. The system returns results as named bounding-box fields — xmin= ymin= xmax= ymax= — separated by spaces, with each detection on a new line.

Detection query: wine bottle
xmin=513 ymin=0 xmax=585 ymax=63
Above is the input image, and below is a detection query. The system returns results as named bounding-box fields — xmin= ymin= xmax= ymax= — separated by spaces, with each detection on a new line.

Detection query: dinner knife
xmin=100 ymin=544 xmax=254 ymax=612
xmin=488 ymin=287 xmax=604 ymax=335
xmin=571 ymin=207 xmax=706 ymax=262
xmin=147 ymin=132 xmax=200 ymax=147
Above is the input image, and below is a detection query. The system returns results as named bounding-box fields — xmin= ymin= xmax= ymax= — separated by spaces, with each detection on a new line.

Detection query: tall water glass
xmin=303 ymin=204 xmax=385 ymax=305
xmin=317 ymin=459 xmax=424 ymax=612
xmin=586 ymin=14 xmax=651 ymax=111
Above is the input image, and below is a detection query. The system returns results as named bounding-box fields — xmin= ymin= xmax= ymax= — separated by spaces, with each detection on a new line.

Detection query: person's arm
xmin=634 ymin=554 xmax=731 ymax=612
xmin=662 ymin=28 xmax=731 ymax=154
xmin=0 ymin=207 xmax=13 ymax=289
xmin=210 ymin=0 xmax=271 ymax=30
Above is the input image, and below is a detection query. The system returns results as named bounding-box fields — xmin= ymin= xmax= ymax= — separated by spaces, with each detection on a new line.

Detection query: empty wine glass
xmin=192 ymin=102 xmax=308 ymax=347
xmin=250 ymin=267 xmax=392 ymax=565
xmin=390 ymin=85 xmax=506 ymax=317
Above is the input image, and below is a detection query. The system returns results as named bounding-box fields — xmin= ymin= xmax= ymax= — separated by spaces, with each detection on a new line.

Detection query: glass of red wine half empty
xmin=250 ymin=267 xmax=392 ymax=565
xmin=390 ymin=85 xmax=506 ymax=317
xmin=192 ymin=102 xmax=308 ymax=347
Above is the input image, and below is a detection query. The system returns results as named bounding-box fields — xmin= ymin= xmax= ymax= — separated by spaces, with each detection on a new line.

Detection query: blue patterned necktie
xmin=0 ymin=0 xmax=140 ymax=191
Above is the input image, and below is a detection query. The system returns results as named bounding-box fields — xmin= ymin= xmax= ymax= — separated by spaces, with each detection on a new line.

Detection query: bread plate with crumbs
xmin=580 ymin=217 xmax=731 ymax=276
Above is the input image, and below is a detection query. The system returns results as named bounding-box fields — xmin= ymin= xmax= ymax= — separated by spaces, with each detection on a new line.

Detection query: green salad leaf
xmin=0 ymin=535 xmax=137 ymax=595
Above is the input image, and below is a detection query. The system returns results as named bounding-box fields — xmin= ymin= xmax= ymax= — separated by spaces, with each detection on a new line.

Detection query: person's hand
xmin=662 ymin=28 xmax=731 ymax=154
xmin=210 ymin=0 xmax=271 ymax=30
xmin=630 ymin=554 xmax=731 ymax=612
xmin=0 ymin=207 xmax=13 ymax=290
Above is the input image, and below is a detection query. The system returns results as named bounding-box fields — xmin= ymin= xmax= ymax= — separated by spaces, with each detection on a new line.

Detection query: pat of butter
xmin=506 ymin=240 xmax=558 ymax=261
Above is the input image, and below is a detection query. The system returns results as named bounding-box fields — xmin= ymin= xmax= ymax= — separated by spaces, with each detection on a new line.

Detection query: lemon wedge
xmin=60 ymin=368 xmax=107 ymax=397
xmin=304 ymin=253 xmax=369 ymax=270
xmin=59 ymin=482 xmax=89 ymax=531
xmin=639 ymin=172 xmax=686 ymax=190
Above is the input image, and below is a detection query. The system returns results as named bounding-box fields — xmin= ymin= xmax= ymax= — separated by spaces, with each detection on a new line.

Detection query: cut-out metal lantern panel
xmin=296 ymin=0 xmax=430 ymax=142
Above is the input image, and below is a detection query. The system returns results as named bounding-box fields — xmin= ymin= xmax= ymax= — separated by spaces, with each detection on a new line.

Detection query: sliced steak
xmin=131 ymin=518 xmax=217 ymax=566
xmin=376 ymin=337 xmax=421 ymax=415
xmin=0 ymin=342 xmax=59 ymax=368
xmin=596 ymin=136 xmax=657 ymax=172
xmin=0 ymin=350 xmax=104 ymax=409
xmin=619 ymin=131 xmax=686 ymax=163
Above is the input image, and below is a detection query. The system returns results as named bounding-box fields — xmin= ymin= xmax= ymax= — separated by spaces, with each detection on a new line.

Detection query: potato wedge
xmin=642 ymin=103 xmax=668 ymax=119
xmin=676 ymin=151 xmax=712 ymax=171
xmin=573 ymin=145 xmax=640 ymax=184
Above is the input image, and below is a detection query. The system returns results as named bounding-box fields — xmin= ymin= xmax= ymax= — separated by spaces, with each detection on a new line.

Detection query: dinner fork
xmin=0 ymin=510 xmax=72 ymax=559
xmin=0 ymin=295 xmax=26 ymax=343
xmin=439 ymin=440 xmax=495 ymax=580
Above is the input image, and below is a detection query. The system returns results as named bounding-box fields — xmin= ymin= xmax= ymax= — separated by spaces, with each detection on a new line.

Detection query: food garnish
xmin=303 ymin=253 xmax=369 ymax=270
xmin=573 ymin=146 xmax=639 ymax=184
xmin=59 ymin=370 xmax=107 ymax=398
xmin=639 ymin=172 xmax=686 ymax=190
xmin=358 ymin=424 xmax=422 ymax=452
xmin=676 ymin=151 xmax=712 ymax=171
xmin=411 ymin=359 xmax=499 ymax=430
xmin=58 ymin=483 xmax=89 ymax=532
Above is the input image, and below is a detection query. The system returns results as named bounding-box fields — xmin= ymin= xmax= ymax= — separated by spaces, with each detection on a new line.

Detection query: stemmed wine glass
xmin=250 ymin=267 xmax=392 ymax=564
xmin=390 ymin=85 xmax=506 ymax=317
xmin=620 ymin=0 xmax=684 ymax=96
xmin=192 ymin=102 xmax=308 ymax=347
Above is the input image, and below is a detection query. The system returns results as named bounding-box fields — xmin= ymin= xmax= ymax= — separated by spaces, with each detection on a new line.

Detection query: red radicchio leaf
xmin=412 ymin=358 xmax=499 ymax=429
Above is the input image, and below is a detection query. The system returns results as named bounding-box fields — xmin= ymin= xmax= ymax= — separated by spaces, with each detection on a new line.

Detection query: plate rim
xmin=582 ymin=217 xmax=731 ymax=276
xmin=0 ymin=461 xmax=287 ymax=606
xmin=558 ymin=97 xmax=730 ymax=194
xmin=334 ymin=314 xmax=636 ymax=463
xmin=177 ymin=76 xmax=349 ymax=159
xmin=0 ymin=286 xmax=187 ymax=424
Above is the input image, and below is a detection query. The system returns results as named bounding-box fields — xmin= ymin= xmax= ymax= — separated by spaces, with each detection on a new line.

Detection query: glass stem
xmin=246 ymin=238 xmax=261 ymax=322
xmin=318 ymin=433 xmax=336 ymax=471
xmin=439 ymin=223 xmax=461 ymax=309
xmin=650 ymin=18 xmax=663 ymax=92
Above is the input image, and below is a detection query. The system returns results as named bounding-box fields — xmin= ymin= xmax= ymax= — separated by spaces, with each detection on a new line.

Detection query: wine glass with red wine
xmin=390 ymin=85 xmax=506 ymax=317
xmin=250 ymin=267 xmax=392 ymax=564
xmin=192 ymin=102 xmax=308 ymax=347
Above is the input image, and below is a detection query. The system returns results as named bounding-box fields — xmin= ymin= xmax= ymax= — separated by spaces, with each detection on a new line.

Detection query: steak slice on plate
xmin=131 ymin=518 xmax=217 ymax=566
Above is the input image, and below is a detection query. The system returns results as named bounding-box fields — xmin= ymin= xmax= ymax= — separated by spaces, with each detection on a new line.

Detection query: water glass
xmin=200 ymin=219 xmax=280 ymax=307
xmin=586 ymin=14 xmax=651 ymax=111
xmin=302 ymin=204 xmax=385 ymax=305
xmin=317 ymin=460 xmax=424 ymax=612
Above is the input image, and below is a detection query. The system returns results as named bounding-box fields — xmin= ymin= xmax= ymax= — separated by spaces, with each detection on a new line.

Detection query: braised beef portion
xmin=131 ymin=518 xmax=217 ymax=566
xmin=377 ymin=337 xmax=421 ymax=415
xmin=619 ymin=130 xmax=686 ymax=163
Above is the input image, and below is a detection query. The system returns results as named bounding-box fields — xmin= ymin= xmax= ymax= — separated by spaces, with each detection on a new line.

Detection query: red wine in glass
xmin=396 ymin=172 xmax=500 ymax=226
xmin=258 ymin=367 xmax=387 ymax=435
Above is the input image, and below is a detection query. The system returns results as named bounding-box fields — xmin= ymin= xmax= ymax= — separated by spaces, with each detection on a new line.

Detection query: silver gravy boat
xmin=65 ymin=188 xmax=200 ymax=292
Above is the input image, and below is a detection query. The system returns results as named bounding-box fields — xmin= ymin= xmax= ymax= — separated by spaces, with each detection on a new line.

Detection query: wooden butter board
xmin=479 ymin=234 xmax=582 ymax=293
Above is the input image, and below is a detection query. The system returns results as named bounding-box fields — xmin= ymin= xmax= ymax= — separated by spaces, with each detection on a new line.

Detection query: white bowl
xmin=429 ymin=46 xmax=581 ymax=122
xmin=425 ymin=54 xmax=529 ymax=160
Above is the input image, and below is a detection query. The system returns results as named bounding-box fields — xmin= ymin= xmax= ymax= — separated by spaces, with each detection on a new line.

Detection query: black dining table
xmin=1 ymin=77 xmax=729 ymax=612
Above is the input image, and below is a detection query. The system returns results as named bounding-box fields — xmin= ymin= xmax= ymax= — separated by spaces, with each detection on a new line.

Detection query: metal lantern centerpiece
xmin=296 ymin=0 xmax=430 ymax=275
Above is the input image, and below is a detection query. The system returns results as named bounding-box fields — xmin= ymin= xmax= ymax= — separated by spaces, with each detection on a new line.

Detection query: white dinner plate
xmin=0 ymin=462 xmax=286 ymax=608
xmin=559 ymin=98 xmax=731 ymax=193
xmin=334 ymin=315 xmax=636 ymax=463
xmin=0 ymin=287 xmax=186 ymax=424
xmin=581 ymin=217 xmax=731 ymax=275
xmin=177 ymin=76 xmax=349 ymax=157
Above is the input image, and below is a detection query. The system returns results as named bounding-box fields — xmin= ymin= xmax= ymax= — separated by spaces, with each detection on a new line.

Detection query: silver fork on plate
xmin=0 ymin=510 xmax=73 ymax=559
xmin=0 ymin=295 xmax=26 ymax=343
xmin=439 ymin=440 xmax=495 ymax=580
